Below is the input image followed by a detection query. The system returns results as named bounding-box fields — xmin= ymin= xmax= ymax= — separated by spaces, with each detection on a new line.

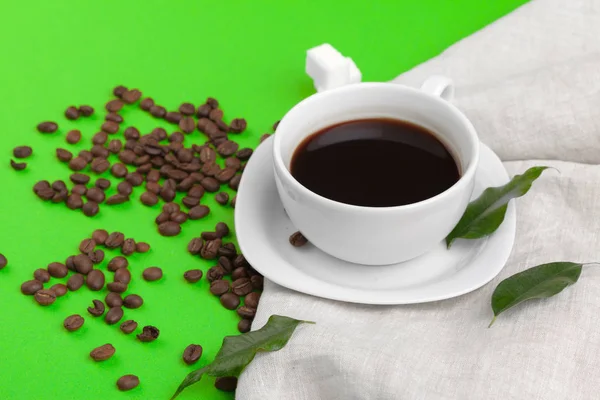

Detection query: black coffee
xmin=290 ymin=118 xmax=460 ymax=207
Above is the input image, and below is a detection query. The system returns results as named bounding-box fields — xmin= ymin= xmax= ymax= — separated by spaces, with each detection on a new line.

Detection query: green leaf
xmin=171 ymin=315 xmax=314 ymax=399
xmin=489 ymin=262 xmax=585 ymax=327
xmin=446 ymin=166 xmax=549 ymax=248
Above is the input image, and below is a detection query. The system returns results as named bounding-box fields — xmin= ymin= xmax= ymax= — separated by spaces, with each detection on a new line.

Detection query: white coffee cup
xmin=273 ymin=77 xmax=479 ymax=265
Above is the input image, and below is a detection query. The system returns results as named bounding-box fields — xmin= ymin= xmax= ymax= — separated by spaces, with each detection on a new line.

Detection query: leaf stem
xmin=488 ymin=316 xmax=497 ymax=328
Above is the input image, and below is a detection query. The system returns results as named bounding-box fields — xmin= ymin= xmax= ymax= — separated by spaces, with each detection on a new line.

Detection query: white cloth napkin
xmin=237 ymin=1 xmax=600 ymax=399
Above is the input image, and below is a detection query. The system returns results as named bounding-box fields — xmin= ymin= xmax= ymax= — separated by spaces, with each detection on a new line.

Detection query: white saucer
xmin=235 ymin=137 xmax=516 ymax=305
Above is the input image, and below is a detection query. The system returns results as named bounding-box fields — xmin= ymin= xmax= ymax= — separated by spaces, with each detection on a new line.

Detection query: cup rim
xmin=272 ymin=82 xmax=480 ymax=213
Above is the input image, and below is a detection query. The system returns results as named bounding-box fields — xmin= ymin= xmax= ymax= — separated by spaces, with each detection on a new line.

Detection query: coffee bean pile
xmin=19 ymin=230 xmax=161 ymax=391
xmin=30 ymin=85 xmax=274 ymax=239
xmin=187 ymin=222 xmax=263 ymax=334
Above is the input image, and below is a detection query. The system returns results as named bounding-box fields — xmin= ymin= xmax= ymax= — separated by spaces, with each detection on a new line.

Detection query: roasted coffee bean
xmin=67 ymin=273 xmax=85 ymax=291
xmin=123 ymin=294 xmax=143 ymax=309
xmin=137 ymin=325 xmax=159 ymax=342
xmin=118 ymin=150 xmax=136 ymax=164
xmin=106 ymin=292 xmax=123 ymax=308
xmin=91 ymin=132 xmax=107 ymax=146
xmin=223 ymin=155 xmax=241 ymax=171
xmin=122 ymin=128 xmax=139 ymax=142
xmin=82 ymin=201 xmax=100 ymax=217
xmin=206 ymin=266 xmax=225 ymax=282
xmin=165 ymin=111 xmax=182 ymax=123
xmin=199 ymin=146 xmax=216 ymax=163
xmin=181 ymin=196 xmax=199 ymax=208
xmin=126 ymin=172 xmax=144 ymax=186
xmin=79 ymin=238 xmax=96 ymax=254
xmin=208 ymin=108 xmax=224 ymax=121
xmin=86 ymin=187 xmax=105 ymax=203
xmin=200 ymin=177 xmax=220 ymax=192
xmin=237 ymin=306 xmax=256 ymax=319
xmin=106 ymin=194 xmax=129 ymax=205
xmin=117 ymin=375 xmax=140 ymax=391
xmin=12 ymin=159 xmax=28 ymax=170
xmin=231 ymin=267 xmax=248 ymax=281
xmin=73 ymin=254 xmax=93 ymax=274
xmin=233 ymin=254 xmax=249 ymax=269
xmin=201 ymin=231 xmax=219 ymax=241
xmin=215 ymin=222 xmax=230 ymax=238
xmin=105 ymin=232 xmax=125 ymax=248
xmin=160 ymin=187 xmax=176 ymax=202
xmin=69 ymin=156 xmax=88 ymax=171
xmin=251 ymin=275 xmax=264 ymax=290
xmin=150 ymin=104 xmax=166 ymax=118
xmin=106 ymin=112 xmax=123 ymax=123
xmin=51 ymin=189 xmax=68 ymax=202
xmin=215 ymin=192 xmax=229 ymax=205
xmin=201 ymin=239 xmax=221 ymax=259
xmin=215 ymin=376 xmax=238 ymax=392
xmin=170 ymin=211 xmax=188 ymax=224
xmin=136 ymin=242 xmax=150 ymax=253
xmin=289 ymin=231 xmax=309 ymax=247
xmin=245 ymin=292 xmax=261 ymax=309
xmin=229 ymin=174 xmax=242 ymax=190
xmin=151 ymin=127 xmax=168 ymax=141
xmin=90 ymin=158 xmax=111 ymax=174
xmin=33 ymin=268 xmax=50 ymax=283
xmin=48 ymin=262 xmax=68 ymax=278
xmin=176 ymin=102 xmax=194 ymax=116
xmin=229 ymin=118 xmax=247 ymax=133
xmin=260 ymin=133 xmax=271 ymax=143
xmin=64 ymin=314 xmax=84 ymax=331
xmin=182 ymin=344 xmax=203 ymax=365
xmin=116 ymin=181 xmax=132 ymax=196
xmin=107 ymin=282 xmax=127 ymax=293
xmin=56 ymin=148 xmax=73 ymax=162
xmin=158 ymin=221 xmax=181 ymax=236
xmin=69 ymin=173 xmax=89 ymax=185
xmin=236 ymin=148 xmax=253 ymax=160
xmin=210 ymin=280 xmax=230 ymax=296
xmin=169 ymin=131 xmax=185 ymax=143
xmin=232 ymin=278 xmax=253 ymax=296
xmin=122 ymin=89 xmax=142 ymax=104
xmin=201 ymin=162 xmax=220 ymax=177
xmin=21 ymin=280 xmax=43 ymax=295
xmin=183 ymin=269 xmax=203 ymax=283
xmin=139 ymin=191 xmax=158 ymax=206
xmin=143 ymin=267 xmax=163 ymax=281
xmin=114 ymin=268 xmax=131 ymax=284
xmin=52 ymin=180 xmax=67 ymax=191
xmin=101 ymin=120 xmax=120 ymax=135
xmin=109 ymin=163 xmax=127 ymax=178
xmin=218 ymin=256 xmax=233 ymax=273
xmin=79 ymin=105 xmax=94 ymax=116
xmin=72 ymin=184 xmax=87 ymax=195
xmin=37 ymin=121 xmax=58 ymax=133
xmin=89 ymin=249 xmax=105 ymax=264
xmin=106 ymin=98 xmax=124 ymax=112
xmin=35 ymin=289 xmax=56 ymax=306
xmin=65 ymin=256 xmax=76 ymax=271
xmin=120 ymin=238 xmax=135 ymax=256
xmin=183 ymin=184 xmax=202 ymax=198
xmin=217 ymin=140 xmax=239 ymax=157
xmin=105 ymin=307 xmax=124 ymax=325
xmin=155 ymin=211 xmax=170 ymax=224
xmin=113 ymin=85 xmax=127 ymax=97
xmin=179 ymin=117 xmax=196 ymax=133
xmin=86 ymin=270 xmax=105 ymax=291
xmin=120 ymin=320 xmax=138 ymax=334
xmin=90 ymin=344 xmax=116 ymax=361
xmin=197 ymin=103 xmax=212 ymax=118
xmin=220 ymin=293 xmax=240 ymax=310
xmin=91 ymin=229 xmax=109 ymax=244
xmin=51 ymin=283 xmax=68 ymax=297
xmin=238 ymin=319 xmax=252 ymax=333
xmin=0 ymin=254 xmax=6 ymax=269
xmin=187 ymin=238 xmax=203 ymax=255
xmin=166 ymin=169 xmax=189 ymax=181
xmin=87 ymin=299 xmax=105 ymax=316
xmin=161 ymin=202 xmax=178 ymax=213
xmin=140 ymin=97 xmax=154 ymax=110
xmin=64 ymin=129 xmax=81 ymax=144
xmin=215 ymin=167 xmax=236 ymax=183
xmin=176 ymin=176 xmax=195 ymax=191
xmin=13 ymin=146 xmax=32 ymax=158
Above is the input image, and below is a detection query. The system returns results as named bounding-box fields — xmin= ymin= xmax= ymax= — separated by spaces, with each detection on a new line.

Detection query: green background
xmin=0 ymin=1 xmax=527 ymax=399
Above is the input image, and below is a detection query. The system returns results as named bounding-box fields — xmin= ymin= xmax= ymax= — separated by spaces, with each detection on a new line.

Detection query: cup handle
xmin=420 ymin=75 xmax=454 ymax=101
